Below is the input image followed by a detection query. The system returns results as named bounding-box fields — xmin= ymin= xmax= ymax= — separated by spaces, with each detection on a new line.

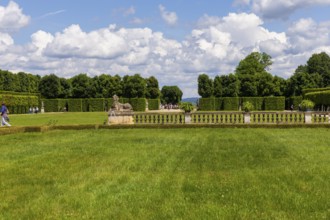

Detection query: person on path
xmin=1 ymin=102 xmax=11 ymax=127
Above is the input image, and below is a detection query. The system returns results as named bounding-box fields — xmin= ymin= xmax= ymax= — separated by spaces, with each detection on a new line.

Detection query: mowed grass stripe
xmin=0 ymin=128 xmax=329 ymax=219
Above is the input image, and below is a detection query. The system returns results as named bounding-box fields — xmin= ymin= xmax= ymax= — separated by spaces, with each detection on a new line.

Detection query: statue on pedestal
xmin=108 ymin=95 xmax=134 ymax=125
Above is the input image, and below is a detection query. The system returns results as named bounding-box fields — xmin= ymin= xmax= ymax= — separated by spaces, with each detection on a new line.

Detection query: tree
xmin=17 ymin=72 xmax=30 ymax=92
xmin=272 ymin=76 xmax=287 ymax=96
xmin=109 ymin=75 xmax=123 ymax=97
xmin=236 ymin=52 xmax=272 ymax=76
xmin=39 ymin=74 xmax=61 ymax=98
xmin=213 ymin=75 xmax=223 ymax=97
xmin=146 ymin=76 xmax=160 ymax=99
xmin=287 ymin=71 xmax=320 ymax=96
xmin=306 ymin=52 xmax=330 ymax=86
xmin=161 ymin=86 xmax=183 ymax=104
xmin=236 ymin=52 xmax=275 ymax=96
xmin=198 ymin=74 xmax=213 ymax=98
xmin=221 ymin=74 xmax=239 ymax=97
xmin=122 ymin=74 xmax=146 ymax=98
xmin=58 ymin=78 xmax=71 ymax=98
xmin=0 ymin=70 xmax=19 ymax=92
xmin=70 ymin=73 xmax=94 ymax=98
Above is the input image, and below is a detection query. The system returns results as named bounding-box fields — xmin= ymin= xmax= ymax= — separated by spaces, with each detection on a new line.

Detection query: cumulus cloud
xmin=0 ymin=32 xmax=14 ymax=52
xmin=237 ymin=0 xmax=330 ymax=19
xmin=0 ymin=1 xmax=30 ymax=32
xmin=1 ymin=5 xmax=330 ymax=97
xmin=159 ymin=4 xmax=178 ymax=26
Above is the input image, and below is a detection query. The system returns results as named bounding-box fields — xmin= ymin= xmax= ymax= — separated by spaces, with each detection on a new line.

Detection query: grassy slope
xmin=0 ymin=128 xmax=329 ymax=219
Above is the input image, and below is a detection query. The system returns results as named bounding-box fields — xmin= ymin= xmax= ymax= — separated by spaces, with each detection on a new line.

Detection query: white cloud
xmin=0 ymin=1 xmax=30 ymax=32
xmin=237 ymin=0 xmax=330 ymax=19
xmin=159 ymin=4 xmax=178 ymax=26
xmin=123 ymin=6 xmax=135 ymax=16
xmin=44 ymin=24 xmax=128 ymax=59
xmin=287 ymin=18 xmax=330 ymax=53
xmin=1 ymin=5 xmax=330 ymax=98
xmin=130 ymin=17 xmax=144 ymax=24
xmin=0 ymin=32 xmax=14 ymax=52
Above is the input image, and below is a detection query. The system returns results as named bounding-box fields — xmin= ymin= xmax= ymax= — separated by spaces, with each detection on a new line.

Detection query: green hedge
xmin=223 ymin=97 xmax=240 ymax=111
xmin=286 ymin=96 xmax=303 ymax=110
xmin=41 ymin=97 xmax=147 ymax=112
xmin=130 ymin=98 xmax=146 ymax=112
xmin=264 ymin=97 xmax=285 ymax=111
xmin=67 ymin=99 xmax=82 ymax=112
xmin=241 ymin=97 xmax=263 ymax=111
xmin=302 ymin=87 xmax=330 ymax=96
xmin=148 ymin=99 xmax=160 ymax=110
xmin=305 ymin=91 xmax=330 ymax=106
xmin=198 ymin=98 xmax=215 ymax=111
xmin=42 ymin=99 xmax=60 ymax=112
xmin=1 ymin=93 xmax=39 ymax=114
xmin=82 ymin=98 xmax=105 ymax=112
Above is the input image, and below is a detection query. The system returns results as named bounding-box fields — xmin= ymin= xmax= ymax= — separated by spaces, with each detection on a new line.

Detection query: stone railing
xmin=133 ymin=112 xmax=185 ymax=124
xmin=190 ymin=112 xmax=244 ymax=124
xmin=191 ymin=111 xmax=329 ymax=124
xmin=120 ymin=111 xmax=330 ymax=125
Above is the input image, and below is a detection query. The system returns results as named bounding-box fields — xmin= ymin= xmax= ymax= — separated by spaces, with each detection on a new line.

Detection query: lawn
xmin=8 ymin=112 xmax=108 ymax=126
xmin=0 ymin=128 xmax=329 ymax=219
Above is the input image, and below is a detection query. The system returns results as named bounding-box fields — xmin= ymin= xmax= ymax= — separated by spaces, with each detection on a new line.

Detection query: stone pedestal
xmin=184 ymin=113 xmax=191 ymax=124
xmin=108 ymin=115 xmax=134 ymax=125
xmin=305 ymin=112 xmax=312 ymax=124
xmin=244 ymin=113 xmax=250 ymax=124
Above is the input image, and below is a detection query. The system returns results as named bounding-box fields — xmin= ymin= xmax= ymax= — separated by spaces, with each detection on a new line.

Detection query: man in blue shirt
xmin=1 ymin=102 xmax=11 ymax=126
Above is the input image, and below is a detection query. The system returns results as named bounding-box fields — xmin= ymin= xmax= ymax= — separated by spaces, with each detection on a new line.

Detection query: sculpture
xmin=108 ymin=95 xmax=134 ymax=125
xmin=109 ymin=95 xmax=132 ymax=115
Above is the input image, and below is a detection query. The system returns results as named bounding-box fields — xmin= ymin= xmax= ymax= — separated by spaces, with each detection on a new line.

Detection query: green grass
xmin=9 ymin=112 xmax=108 ymax=126
xmin=0 ymin=128 xmax=329 ymax=219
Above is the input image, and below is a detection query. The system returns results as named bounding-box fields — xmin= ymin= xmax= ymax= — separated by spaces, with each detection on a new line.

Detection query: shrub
xmin=241 ymin=97 xmax=263 ymax=111
xmin=180 ymin=102 xmax=194 ymax=113
xmin=243 ymin=101 xmax=254 ymax=112
xmin=300 ymin=100 xmax=315 ymax=111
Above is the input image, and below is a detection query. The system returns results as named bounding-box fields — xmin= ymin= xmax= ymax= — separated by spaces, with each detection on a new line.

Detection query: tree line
xmin=0 ymin=71 xmax=183 ymax=104
xmin=198 ymin=52 xmax=330 ymax=98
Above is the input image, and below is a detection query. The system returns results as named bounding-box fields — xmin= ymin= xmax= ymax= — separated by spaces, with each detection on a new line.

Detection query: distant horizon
xmin=1 ymin=0 xmax=330 ymax=97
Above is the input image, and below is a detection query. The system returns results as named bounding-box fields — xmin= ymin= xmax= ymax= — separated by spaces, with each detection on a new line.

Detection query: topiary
xmin=243 ymin=101 xmax=254 ymax=112
xmin=180 ymin=102 xmax=194 ymax=113
xmin=300 ymin=100 xmax=315 ymax=111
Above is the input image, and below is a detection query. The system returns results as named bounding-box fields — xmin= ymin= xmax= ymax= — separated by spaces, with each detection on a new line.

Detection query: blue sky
xmin=1 ymin=0 xmax=330 ymax=97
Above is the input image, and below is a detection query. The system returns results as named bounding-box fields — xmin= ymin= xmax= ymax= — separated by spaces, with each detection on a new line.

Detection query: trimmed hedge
xmin=264 ymin=97 xmax=285 ymax=111
xmin=148 ymin=99 xmax=160 ymax=110
xmin=223 ymin=97 xmax=240 ymax=111
xmin=67 ymin=99 xmax=83 ymax=112
xmin=305 ymin=91 xmax=330 ymax=110
xmin=286 ymin=96 xmax=303 ymax=110
xmin=1 ymin=93 xmax=39 ymax=114
xmin=198 ymin=98 xmax=215 ymax=111
xmin=241 ymin=97 xmax=263 ymax=111
xmin=42 ymin=99 xmax=59 ymax=112
xmin=42 ymin=98 xmax=147 ymax=112
xmin=130 ymin=98 xmax=146 ymax=112
xmin=198 ymin=96 xmax=285 ymax=111
xmin=302 ymin=87 xmax=330 ymax=96
xmin=83 ymin=98 xmax=105 ymax=112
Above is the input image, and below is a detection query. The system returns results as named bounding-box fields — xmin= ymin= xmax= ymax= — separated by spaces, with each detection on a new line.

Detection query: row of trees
xmin=198 ymin=52 xmax=330 ymax=98
xmin=0 ymin=70 xmax=183 ymax=104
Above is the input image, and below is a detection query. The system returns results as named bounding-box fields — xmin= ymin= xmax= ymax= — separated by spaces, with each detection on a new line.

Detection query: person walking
xmin=1 ymin=102 xmax=11 ymax=127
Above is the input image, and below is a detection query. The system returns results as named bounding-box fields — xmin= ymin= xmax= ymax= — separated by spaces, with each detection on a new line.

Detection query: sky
xmin=1 ymin=0 xmax=330 ymax=98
